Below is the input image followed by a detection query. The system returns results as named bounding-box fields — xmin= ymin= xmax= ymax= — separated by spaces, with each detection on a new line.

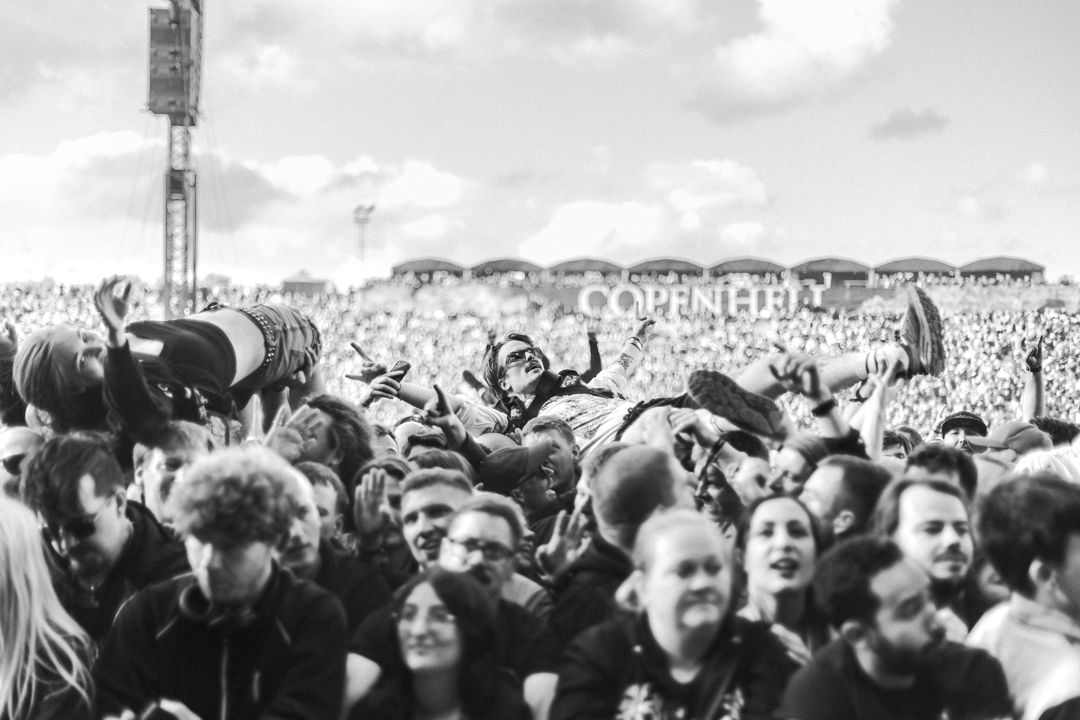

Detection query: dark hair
xmin=391 ymin=569 xmax=505 ymax=717
xmin=13 ymin=328 xmax=108 ymax=432
xmin=904 ymin=444 xmax=978 ymax=500
xmin=721 ymin=429 xmax=770 ymax=462
xmin=736 ymin=494 xmax=823 ymax=554
xmin=410 ymin=449 xmax=476 ymax=484
xmin=813 ymin=536 xmax=904 ymax=627
xmin=592 ymin=446 xmax=680 ymax=550
xmin=305 ymin=394 xmax=373 ymax=489
xmin=402 ymin=468 xmax=474 ymax=500
xmin=147 ymin=420 xmax=215 ymax=454
xmin=881 ymin=430 xmax=911 ymax=456
xmin=295 ymin=461 xmax=347 ymax=516
xmin=975 ymin=473 xmax=1080 ymax=598
xmin=871 ymin=477 xmax=968 ymax=539
xmin=481 ymin=332 xmax=550 ymax=401
xmin=1029 ymin=416 xmax=1080 ymax=447
xmin=521 ymin=416 xmax=575 ymax=449
xmin=21 ymin=432 xmax=125 ymax=518
xmin=448 ymin=496 xmax=525 ymax=548
xmin=894 ymin=426 xmax=924 ymax=452
xmin=817 ymin=455 xmax=893 ymax=538
xmin=350 ymin=454 xmax=414 ymax=498
xmin=170 ymin=447 xmax=296 ymax=548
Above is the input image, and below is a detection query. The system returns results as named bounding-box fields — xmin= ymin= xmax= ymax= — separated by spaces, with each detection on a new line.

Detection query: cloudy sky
xmin=2 ymin=0 xmax=1079 ymax=285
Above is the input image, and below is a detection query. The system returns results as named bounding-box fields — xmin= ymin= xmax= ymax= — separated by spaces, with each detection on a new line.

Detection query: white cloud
xmin=519 ymin=201 xmax=663 ymax=264
xmin=721 ymin=221 xmax=766 ymax=246
xmin=691 ymin=0 xmax=900 ymax=122
xmin=379 ymin=160 xmax=467 ymax=210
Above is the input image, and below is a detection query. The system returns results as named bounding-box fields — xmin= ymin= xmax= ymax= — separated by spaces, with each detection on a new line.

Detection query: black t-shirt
xmin=350 ymin=596 xmax=561 ymax=685
xmin=775 ymin=639 xmax=1012 ymax=720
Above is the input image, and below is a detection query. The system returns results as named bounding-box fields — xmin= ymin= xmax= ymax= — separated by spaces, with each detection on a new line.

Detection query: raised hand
xmin=263 ymin=404 xmax=323 ymax=461
xmin=0 ymin=321 xmax=17 ymax=358
xmin=94 ymin=275 xmax=133 ymax=345
xmin=537 ymin=504 xmax=590 ymax=578
xmin=768 ymin=351 xmax=826 ymax=402
xmin=423 ymin=384 xmax=466 ymax=448
xmin=1025 ymin=335 xmax=1044 ymax=373
xmin=353 ymin=468 xmax=388 ymax=544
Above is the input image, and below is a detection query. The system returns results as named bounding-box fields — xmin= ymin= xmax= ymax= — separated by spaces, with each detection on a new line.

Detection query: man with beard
xmin=777 ymin=536 xmax=1010 ymax=720
xmin=799 ymin=455 xmax=892 ymax=547
xmin=553 ymin=509 xmax=797 ymax=720
xmin=872 ymin=478 xmax=977 ymax=637
xmin=21 ymin=432 xmax=189 ymax=644
xmin=346 ymin=495 xmax=561 ymax=720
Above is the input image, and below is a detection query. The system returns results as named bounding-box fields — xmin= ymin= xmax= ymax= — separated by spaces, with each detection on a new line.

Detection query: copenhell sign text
xmin=570 ymin=282 xmax=834 ymax=318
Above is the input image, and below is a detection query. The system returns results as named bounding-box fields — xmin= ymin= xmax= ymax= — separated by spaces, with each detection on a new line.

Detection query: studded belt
xmin=235 ymin=306 xmax=276 ymax=376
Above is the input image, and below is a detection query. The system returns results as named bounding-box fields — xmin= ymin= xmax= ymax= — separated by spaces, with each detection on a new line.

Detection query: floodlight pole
xmin=353 ymin=203 xmax=375 ymax=263
xmin=148 ymin=0 xmax=202 ymax=318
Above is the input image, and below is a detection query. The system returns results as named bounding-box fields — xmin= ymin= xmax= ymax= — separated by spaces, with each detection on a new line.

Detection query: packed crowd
xmin=1 ymin=276 xmax=1079 ymax=720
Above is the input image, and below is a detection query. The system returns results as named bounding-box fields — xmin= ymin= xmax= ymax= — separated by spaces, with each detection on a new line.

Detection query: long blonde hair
xmin=0 ymin=495 xmax=92 ymax=718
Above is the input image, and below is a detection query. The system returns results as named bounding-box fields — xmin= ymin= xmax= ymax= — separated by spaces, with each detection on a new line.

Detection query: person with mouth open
xmin=736 ymin=495 xmax=833 ymax=665
xmin=552 ymin=508 xmax=798 ymax=720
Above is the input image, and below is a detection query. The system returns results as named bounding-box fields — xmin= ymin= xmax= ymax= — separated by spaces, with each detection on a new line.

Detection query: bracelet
xmin=627 ymin=336 xmax=643 ymax=349
xmin=811 ymin=397 xmax=838 ymax=417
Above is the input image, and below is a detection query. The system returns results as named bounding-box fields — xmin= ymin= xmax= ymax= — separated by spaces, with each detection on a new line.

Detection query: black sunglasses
xmin=1 ymin=453 xmax=26 ymax=476
xmin=501 ymin=346 xmax=540 ymax=370
xmin=44 ymin=495 xmax=114 ymax=543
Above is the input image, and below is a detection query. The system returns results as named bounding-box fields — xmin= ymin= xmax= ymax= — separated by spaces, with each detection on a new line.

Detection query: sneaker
xmin=687 ymin=369 xmax=787 ymax=439
xmin=899 ymin=286 xmax=945 ymax=376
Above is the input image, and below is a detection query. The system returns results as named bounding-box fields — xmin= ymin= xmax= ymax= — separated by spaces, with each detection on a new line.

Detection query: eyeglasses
xmin=501 ymin=347 xmax=540 ymax=373
xmin=44 ymin=495 xmax=114 ymax=543
xmin=445 ymin=536 xmax=514 ymax=563
xmin=1 ymin=453 xmax=26 ymax=476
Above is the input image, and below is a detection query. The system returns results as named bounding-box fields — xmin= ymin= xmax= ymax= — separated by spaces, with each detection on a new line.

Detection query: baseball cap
xmin=968 ymin=420 xmax=1052 ymax=454
xmin=936 ymin=411 xmax=989 ymax=437
xmin=476 ymin=438 xmax=554 ymax=495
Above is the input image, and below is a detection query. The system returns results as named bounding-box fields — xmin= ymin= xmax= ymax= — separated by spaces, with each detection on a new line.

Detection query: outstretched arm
xmin=604 ymin=316 xmax=655 ymax=380
xmin=1019 ymin=336 xmax=1045 ymax=420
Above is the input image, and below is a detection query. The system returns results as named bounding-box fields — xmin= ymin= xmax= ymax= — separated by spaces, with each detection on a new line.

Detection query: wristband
xmin=627 ymin=336 xmax=643 ymax=349
xmin=811 ymin=398 xmax=838 ymax=417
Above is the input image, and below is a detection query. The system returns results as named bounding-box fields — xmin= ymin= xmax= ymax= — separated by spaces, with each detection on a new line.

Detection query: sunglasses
xmin=1 ymin=453 xmax=26 ymax=476
xmin=501 ymin=346 xmax=540 ymax=372
xmin=44 ymin=495 xmax=115 ymax=543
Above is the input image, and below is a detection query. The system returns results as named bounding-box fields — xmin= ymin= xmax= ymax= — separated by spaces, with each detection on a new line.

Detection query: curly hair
xmin=169 ymin=447 xmax=296 ymax=548
xmin=305 ymin=394 xmax=373 ymax=488
xmin=12 ymin=327 xmax=107 ymax=433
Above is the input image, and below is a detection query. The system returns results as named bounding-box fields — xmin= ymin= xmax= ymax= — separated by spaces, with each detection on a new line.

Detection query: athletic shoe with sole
xmin=899 ymin=286 xmax=945 ymax=376
xmin=687 ymin=369 xmax=787 ymax=439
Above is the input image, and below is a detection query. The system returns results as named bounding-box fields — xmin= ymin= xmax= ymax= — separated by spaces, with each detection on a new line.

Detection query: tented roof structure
xmin=790 ymin=257 xmax=872 ymax=275
xmin=547 ymin=257 xmax=624 ymax=274
xmin=709 ymin=257 xmax=786 ymax=274
xmin=470 ymin=258 xmax=543 ymax=275
xmin=391 ymin=258 xmax=465 ymax=276
xmin=628 ymin=258 xmax=704 ymax=274
xmin=874 ymin=257 xmax=957 ymax=274
xmin=959 ymin=256 xmax=1045 ymax=274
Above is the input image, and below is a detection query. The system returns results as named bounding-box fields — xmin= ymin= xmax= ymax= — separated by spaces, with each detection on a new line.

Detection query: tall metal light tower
xmin=353 ymin=203 xmax=375 ymax=263
xmin=147 ymin=0 xmax=202 ymax=318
